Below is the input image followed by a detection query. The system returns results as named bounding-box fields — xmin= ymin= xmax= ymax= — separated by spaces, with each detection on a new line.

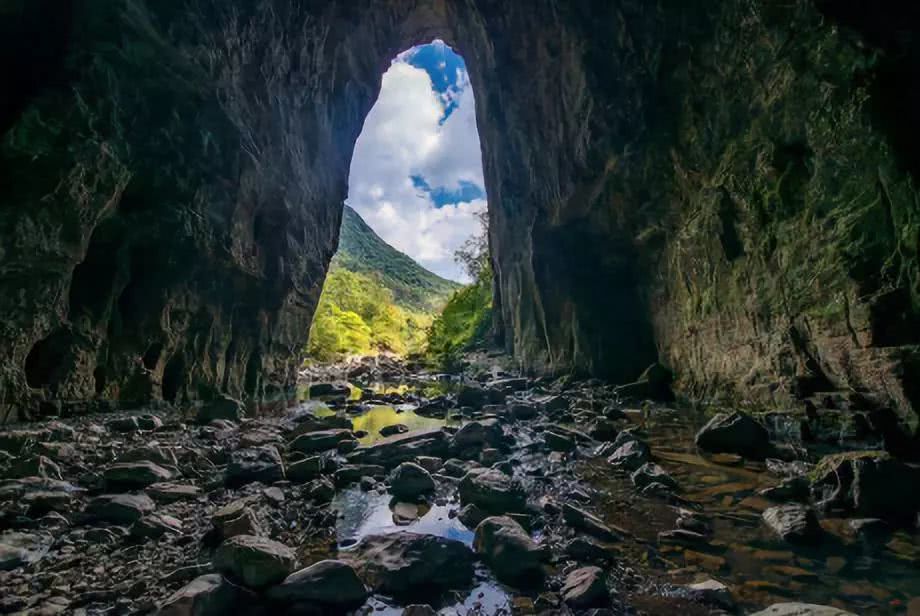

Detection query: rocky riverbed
xmin=1 ymin=358 xmax=919 ymax=615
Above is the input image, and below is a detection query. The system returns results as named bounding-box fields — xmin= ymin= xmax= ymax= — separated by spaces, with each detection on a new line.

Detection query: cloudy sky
xmin=345 ymin=41 xmax=487 ymax=283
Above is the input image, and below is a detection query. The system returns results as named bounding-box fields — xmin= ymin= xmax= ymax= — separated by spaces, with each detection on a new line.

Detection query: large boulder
xmin=473 ymin=516 xmax=545 ymax=583
xmin=196 ymin=395 xmax=245 ymax=424
xmin=213 ymin=535 xmax=297 ymax=589
xmin=762 ymin=504 xmax=822 ymax=545
xmin=695 ymin=412 xmax=771 ymax=459
xmin=810 ymin=451 xmax=920 ymax=521
xmin=268 ymin=560 xmax=368 ymax=609
xmin=156 ymin=574 xmax=250 ymax=616
xmin=389 ymin=462 xmax=435 ymax=500
xmin=225 ymin=446 xmax=284 ymax=487
xmin=459 ymin=469 xmax=527 ymax=514
xmin=347 ymin=532 xmax=474 ymax=596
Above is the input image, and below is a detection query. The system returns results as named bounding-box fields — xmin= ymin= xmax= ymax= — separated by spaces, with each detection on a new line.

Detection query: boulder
xmin=196 ymin=395 xmax=245 ymax=424
xmin=810 ymin=451 xmax=920 ymax=521
xmin=348 ymin=532 xmax=474 ymax=596
xmin=157 ymin=574 xmax=248 ymax=616
xmin=473 ymin=516 xmax=545 ymax=583
xmin=212 ymin=499 xmax=263 ymax=539
xmin=762 ymin=504 xmax=822 ymax=544
xmin=225 ymin=446 xmax=284 ymax=487
xmin=606 ymin=440 xmax=650 ymax=471
xmin=86 ymin=493 xmax=156 ymax=525
xmin=457 ymin=384 xmax=489 ymax=409
xmin=289 ymin=429 xmax=355 ymax=455
xmin=389 ymin=462 xmax=435 ymax=500
xmin=213 ymin=535 xmax=297 ymax=589
xmin=268 ymin=560 xmax=367 ymax=609
xmin=459 ymin=468 xmax=527 ymax=514
xmin=748 ymin=604 xmax=858 ymax=616
xmin=287 ymin=456 xmax=326 ymax=483
xmin=630 ymin=463 xmax=678 ymax=491
xmin=104 ymin=461 xmax=174 ymax=490
xmin=348 ymin=429 xmax=450 ymax=467
xmin=695 ymin=412 xmax=771 ymax=459
xmin=451 ymin=420 xmax=503 ymax=451
xmin=561 ymin=566 xmax=608 ymax=608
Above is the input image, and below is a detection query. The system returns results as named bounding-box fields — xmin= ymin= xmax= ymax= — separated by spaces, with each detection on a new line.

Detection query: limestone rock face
xmin=2 ymin=1 xmax=920 ymax=429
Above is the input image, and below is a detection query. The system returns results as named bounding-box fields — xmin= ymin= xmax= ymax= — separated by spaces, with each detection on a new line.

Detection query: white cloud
xmin=345 ymin=53 xmax=487 ymax=283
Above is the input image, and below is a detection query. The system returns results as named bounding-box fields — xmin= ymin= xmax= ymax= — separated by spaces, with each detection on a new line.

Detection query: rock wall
xmin=2 ymin=0 xmax=919 ymax=429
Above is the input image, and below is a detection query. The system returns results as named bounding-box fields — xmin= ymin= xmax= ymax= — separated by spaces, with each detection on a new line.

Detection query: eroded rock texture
xmin=2 ymin=1 xmax=919 ymax=428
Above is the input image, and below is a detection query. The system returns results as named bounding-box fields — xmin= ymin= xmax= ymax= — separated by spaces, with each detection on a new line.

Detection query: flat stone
xmin=119 ymin=445 xmax=179 ymax=467
xmin=147 ymin=482 xmax=201 ymax=503
xmin=289 ymin=429 xmax=354 ymax=454
xmin=348 ymin=428 xmax=450 ymax=467
xmin=86 ymin=493 xmax=156 ymax=525
xmin=762 ymin=504 xmax=822 ymax=545
xmin=131 ymin=513 xmax=183 ymax=539
xmin=267 ymin=559 xmax=367 ymax=608
xmin=287 ymin=456 xmax=325 ymax=483
xmin=748 ymin=604 xmax=858 ymax=616
xmin=606 ymin=440 xmax=650 ymax=471
xmin=214 ymin=534 xmax=297 ymax=589
xmin=104 ymin=461 xmax=173 ymax=489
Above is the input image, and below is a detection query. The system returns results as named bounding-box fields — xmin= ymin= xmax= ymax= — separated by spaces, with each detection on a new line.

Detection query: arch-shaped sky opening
xmin=345 ymin=40 xmax=486 ymax=283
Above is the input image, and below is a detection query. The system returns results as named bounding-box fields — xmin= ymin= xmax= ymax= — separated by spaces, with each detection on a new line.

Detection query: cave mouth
xmin=307 ymin=40 xmax=489 ymax=361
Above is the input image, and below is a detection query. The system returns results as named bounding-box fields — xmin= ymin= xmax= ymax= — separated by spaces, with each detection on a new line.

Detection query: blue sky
xmin=345 ymin=41 xmax=486 ymax=282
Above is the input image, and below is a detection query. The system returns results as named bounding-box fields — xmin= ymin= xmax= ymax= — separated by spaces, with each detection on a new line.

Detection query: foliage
xmin=335 ymin=206 xmax=459 ymax=312
xmin=307 ymin=265 xmax=431 ymax=361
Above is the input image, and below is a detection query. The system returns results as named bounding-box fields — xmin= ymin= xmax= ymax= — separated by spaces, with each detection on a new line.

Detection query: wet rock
xmin=348 ymin=429 xmax=449 ymax=467
xmin=848 ymin=518 xmax=891 ymax=542
xmin=414 ymin=456 xmax=443 ymax=473
xmin=473 ymin=516 xmax=545 ymax=583
xmin=545 ymin=430 xmax=576 ymax=452
xmin=389 ymin=462 xmax=435 ymax=500
xmin=459 ymin=468 xmax=527 ymax=514
xmin=451 ymin=419 xmax=503 ymax=451
xmin=131 ymin=513 xmax=182 ymax=539
xmin=335 ymin=464 xmax=386 ymax=486
xmin=289 ymin=429 xmax=355 ymax=455
xmin=380 ymin=423 xmax=409 ymax=437
xmin=564 ymin=537 xmax=614 ymax=563
xmin=762 ymin=504 xmax=822 ymax=544
xmin=0 ymin=532 xmax=49 ymax=570
xmin=287 ymin=455 xmax=326 ymax=483
xmin=561 ymin=566 xmax=608 ymax=608
xmin=630 ymin=463 xmax=678 ymax=491
xmin=308 ymin=383 xmax=350 ymax=398
xmin=104 ymin=461 xmax=174 ymax=490
xmin=606 ymin=439 xmax=650 ymax=471
xmin=348 ymin=532 xmax=474 ymax=596
xmin=86 ymin=493 xmax=156 ymax=524
xmin=458 ymin=503 xmax=487 ymax=529
xmin=748 ymin=604 xmax=858 ymax=616
xmin=225 ymin=446 xmax=284 ymax=487
xmin=392 ymin=501 xmax=421 ymax=524
xmin=8 ymin=455 xmax=62 ymax=480
xmin=695 ymin=411 xmax=771 ymax=459
xmin=306 ymin=477 xmax=335 ymax=502
xmin=147 ymin=482 xmax=201 ymax=504
xmin=156 ymin=573 xmax=247 ymax=615
xmin=442 ymin=458 xmax=480 ymax=478
xmin=268 ymin=560 xmax=367 ymax=609
xmin=657 ymin=529 xmax=709 ymax=546
xmin=214 ymin=534 xmax=297 ymax=589
xmin=562 ymin=504 xmax=622 ymax=541
xmin=681 ymin=579 xmax=733 ymax=609
xmin=810 ymin=451 xmax=920 ymax=521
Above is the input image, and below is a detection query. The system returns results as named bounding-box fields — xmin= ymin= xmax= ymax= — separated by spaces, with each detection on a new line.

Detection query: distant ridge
xmin=334 ymin=205 xmax=460 ymax=312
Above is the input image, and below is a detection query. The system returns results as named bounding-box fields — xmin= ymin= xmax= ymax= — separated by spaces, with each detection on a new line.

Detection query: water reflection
xmin=351 ymin=405 xmax=460 ymax=444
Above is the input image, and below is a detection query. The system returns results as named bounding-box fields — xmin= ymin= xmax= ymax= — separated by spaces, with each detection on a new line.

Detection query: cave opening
xmin=306 ymin=40 xmax=489 ymax=362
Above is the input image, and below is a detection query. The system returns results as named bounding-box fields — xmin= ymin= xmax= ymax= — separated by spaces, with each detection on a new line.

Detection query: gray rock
xmin=762 ymin=504 xmax=822 ymax=544
xmin=810 ymin=451 xmax=920 ymax=521
xmin=8 ymin=455 xmax=62 ymax=480
xmin=119 ymin=445 xmax=179 ymax=467
xmin=630 ymin=462 xmax=678 ymax=491
xmin=562 ymin=504 xmax=622 ymax=542
xmin=561 ymin=566 xmax=608 ymax=608
xmin=287 ymin=455 xmax=325 ymax=483
xmin=86 ymin=493 xmax=156 ymax=525
xmin=212 ymin=499 xmax=263 ymax=539
xmin=563 ymin=537 xmax=613 ymax=563
xmin=104 ymin=461 xmax=174 ymax=489
xmin=695 ymin=411 xmax=771 ymax=459
xmin=473 ymin=516 xmax=545 ymax=582
xmin=131 ymin=513 xmax=182 ymax=539
xmin=681 ymin=578 xmax=733 ymax=609
xmin=348 ymin=532 xmax=474 ymax=596
xmin=389 ymin=462 xmax=435 ymax=500
xmin=348 ymin=429 xmax=450 ymax=467
xmin=213 ymin=534 xmax=297 ymax=589
xmin=268 ymin=559 xmax=367 ymax=608
xmin=748 ymin=604 xmax=858 ymax=616
xmin=196 ymin=395 xmax=245 ymax=424
xmin=380 ymin=423 xmax=409 ymax=437
xmin=147 ymin=482 xmax=201 ymax=503
xmin=606 ymin=440 xmax=650 ymax=471
xmin=289 ymin=428 xmax=355 ymax=455
xmin=545 ymin=430 xmax=576 ymax=452
xmin=509 ymin=403 xmax=538 ymax=420
xmin=0 ymin=532 xmax=49 ymax=571
xmin=459 ymin=468 xmax=527 ymax=514
xmin=458 ymin=503 xmax=487 ymax=528
xmin=156 ymin=574 xmax=248 ymax=616
xmin=225 ymin=446 xmax=284 ymax=487
xmin=308 ymin=382 xmax=350 ymax=398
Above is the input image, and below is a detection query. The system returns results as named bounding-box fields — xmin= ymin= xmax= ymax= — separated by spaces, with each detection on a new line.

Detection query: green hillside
xmin=334 ymin=205 xmax=459 ymax=312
